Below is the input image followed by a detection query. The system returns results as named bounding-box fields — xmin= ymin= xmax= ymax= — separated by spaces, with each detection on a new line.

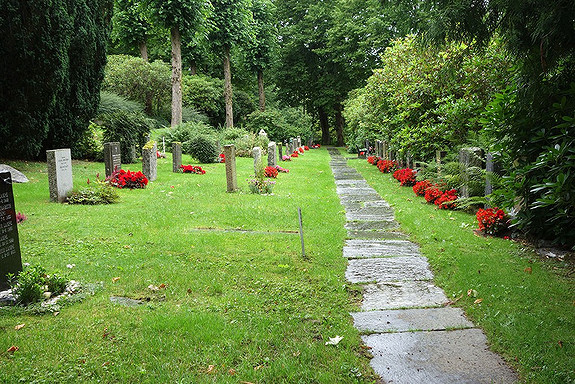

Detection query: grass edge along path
xmin=0 ymin=149 xmax=377 ymax=384
xmin=349 ymin=155 xmax=575 ymax=384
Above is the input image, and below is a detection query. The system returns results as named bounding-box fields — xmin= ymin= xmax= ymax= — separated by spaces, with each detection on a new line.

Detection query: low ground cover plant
xmin=476 ymin=207 xmax=509 ymax=236
xmin=392 ymin=168 xmax=416 ymax=186
xmin=8 ymin=265 xmax=68 ymax=305
xmin=264 ymin=166 xmax=278 ymax=178
xmin=180 ymin=165 xmax=206 ymax=174
xmin=68 ymin=177 xmax=120 ymax=205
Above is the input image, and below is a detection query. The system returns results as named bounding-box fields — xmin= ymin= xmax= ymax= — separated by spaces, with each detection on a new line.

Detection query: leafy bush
xmin=9 ymin=265 xmax=68 ymax=305
xmin=233 ymin=132 xmax=269 ymax=157
xmin=245 ymin=107 xmax=313 ymax=143
xmin=68 ymin=179 xmax=120 ymax=205
xmin=185 ymin=135 xmax=218 ymax=163
xmin=165 ymin=121 xmax=216 ymax=145
xmin=343 ymin=36 xmax=510 ymax=160
xmin=103 ymin=55 xmax=170 ymax=116
xmin=72 ymin=122 xmax=103 ymax=161
xmin=100 ymin=110 xmax=154 ymax=163
xmin=182 ymin=75 xmax=225 ymax=127
xmin=98 ymin=91 xmax=144 ymax=115
xmin=219 ymin=127 xmax=251 ymax=143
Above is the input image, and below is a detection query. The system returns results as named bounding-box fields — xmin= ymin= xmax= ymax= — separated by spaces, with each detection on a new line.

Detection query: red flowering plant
xmin=180 ymin=165 xmax=206 ymax=174
xmin=291 ymin=152 xmax=299 ymax=158
xmin=264 ymin=166 xmax=279 ymax=178
xmin=392 ymin=168 xmax=417 ymax=186
xmin=218 ymin=153 xmax=225 ymax=163
xmin=424 ymin=186 xmax=442 ymax=203
xmin=156 ymin=151 xmax=166 ymax=158
xmin=304 ymin=146 xmax=310 ymax=151
xmin=109 ymin=169 xmax=148 ymax=189
xmin=367 ymin=156 xmax=378 ymax=165
xmin=16 ymin=212 xmax=27 ymax=224
xmin=413 ymin=180 xmax=433 ymax=196
xmin=377 ymin=160 xmax=396 ymax=173
xmin=311 ymin=144 xmax=321 ymax=149
xmin=476 ymin=207 xmax=509 ymax=235
xmin=298 ymin=147 xmax=305 ymax=154
xmin=435 ymin=189 xmax=458 ymax=209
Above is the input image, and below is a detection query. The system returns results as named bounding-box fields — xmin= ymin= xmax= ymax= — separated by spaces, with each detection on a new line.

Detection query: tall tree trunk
xmin=257 ymin=69 xmax=265 ymax=112
xmin=139 ymin=40 xmax=148 ymax=62
xmin=319 ymin=106 xmax=330 ymax=145
xmin=170 ymin=27 xmax=183 ymax=127
xmin=223 ymin=45 xmax=234 ymax=128
xmin=335 ymin=103 xmax=345 ymax=146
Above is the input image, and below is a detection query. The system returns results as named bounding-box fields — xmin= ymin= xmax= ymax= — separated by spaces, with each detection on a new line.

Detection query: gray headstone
xmin=172 ymin=142 xmax=182 ymax=173
xmin=365 ymin=139 xmax=370 ymax=155
xmin=267 ymin=142 xmax=277 ymax=167
xmin=297 ymin=136 xmax=301 ymax=148
xmin=142 ymin=142 xmax=157 ymax=182
xmin=289 ymin=138 xmax=294 ymax=154
xmin=383 ymin=141 xmax=389 ymax=160
xmin=459 ymin=147 xmax=484 ymax=198
xmin=253 ymin=147 xmax=262 ymax=175
xmin=278 ymin=143 xmax=283 ymax=160
xmin=224 ymin=145 xmax=238 ymax=192
xmin=0 ymin=172 xmax=22 ymax=288
xmin=46 ymin=148 xmax=73 ymax=203
xmin=104 ymin=142 xmax=121 ymax=177
xmin=0 ymin=165 xmax=28 ymax=183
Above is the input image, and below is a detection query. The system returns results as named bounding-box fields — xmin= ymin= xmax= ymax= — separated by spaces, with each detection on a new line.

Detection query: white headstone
xmin=46 ymin=148 xmax=73 ymax=203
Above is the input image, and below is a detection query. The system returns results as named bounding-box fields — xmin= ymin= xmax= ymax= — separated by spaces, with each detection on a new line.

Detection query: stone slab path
xmin=328 ymin=148 xmax=518 ymax=384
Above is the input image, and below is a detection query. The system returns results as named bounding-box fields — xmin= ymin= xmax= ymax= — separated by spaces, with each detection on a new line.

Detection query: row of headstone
xmin=285 ymin=136 xmax=304 ymax=156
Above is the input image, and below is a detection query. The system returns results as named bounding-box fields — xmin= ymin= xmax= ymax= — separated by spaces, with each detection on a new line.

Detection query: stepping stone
xmin=345 ymin=210 xmax=396 ymax=221
xmin=343 ymin=239 xmax=420 ymax=258
xmin=345 ymin=256 xmax=434 ymax=283
xmin=363 ymin=201 xmax=391 ymax=209
xmin=334 ymin=179 xmax=369 ymax=186
xmin=336 ymin=187 xmax=377 ymax=195
xmin=345 ymin=220 xmax=399 ymax=232
xmin=333 ymin=173 xmax=365 ymax=180
xmin=347 ymin=229 xmax=408 ymax=240
xmin=362 ymin=329 xmax=518 ymax=384
xmin=361 ymin=281 xmax=448 ymax=310
xmin=352 ymin=307 xmax=473 ymax=332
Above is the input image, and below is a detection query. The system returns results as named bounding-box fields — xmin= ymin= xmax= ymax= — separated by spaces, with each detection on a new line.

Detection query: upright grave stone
xmin=46 ymin=149 xmax=73 ymax=203
xmin=172 ymin=142 xmax=182 ymax=173
xmin=104 ymin=142 xmax=121 ymax=177
xmin=224 ymin=145 xmax=238 ymax=192
xmin=383 ymin=141 xmax=389 ymax=160
xmin=375 ymin=140 xmax=382 ymax=157
xmin=278 ymin=143 xmax=284 ymax=160
xmin=268 ymin=142 xmax=277 ymax=167
xmin=142 ymin=142 xmax=157 ymax=182
xmin=253 ymin=147 xmax=262 ymax=175
xmin=297 ymin=136 xmax=301 ymax=148
xmin=258 ymin=129 xmax=268 ymax=140
xmin=459 ymin=147 xmax=484 ymax=198
xmin=365 ymin=139 xmax=370 ymax=155
xmin=0 ymin=172 xmax=22 ymax=288
xmin=289 ymin=139 xmax=294 ymax=154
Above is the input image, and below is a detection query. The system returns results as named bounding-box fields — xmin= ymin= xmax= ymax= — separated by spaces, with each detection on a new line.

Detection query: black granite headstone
xmin=0 ymin=172 xmax=22 ymax=288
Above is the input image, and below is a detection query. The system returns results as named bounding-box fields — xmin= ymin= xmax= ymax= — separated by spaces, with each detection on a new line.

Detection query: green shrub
xmin=100 ymin=110 xmax=154 ymax=163
xmin=8 ymin=265 xmax=68 ymax=305
xmin=72 ymin=122 xmax=103 ymax=161
xmin=103 ymin=55 xmax=171 ymax=116
xmin=98 ymin=91 xmax=145 ymax=115
xmin=182 ymin=74 xmax=225 ymax=127
xmin=233 ymin=132 xmax=269 ymax=157
xmin=245 ymin=107 xmax=313 ymax=143
xmin=68 ymin=180 xmax=120 ymax=205
xmin=165 ymin=121 xmax=216 ymax=144
xmin=185 ymin=135 xmax=219 ymax=163
xmin=219 ymin=127 xmax=251 ymax=143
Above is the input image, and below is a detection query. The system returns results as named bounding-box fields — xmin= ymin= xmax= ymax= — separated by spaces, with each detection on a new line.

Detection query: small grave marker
xmin=172 ymin=142 xmax=182 ymax=173
xmin=267 ymin=142 xmax=277 ymax=167
xmin=142 ymin=142 xmax=157 ymax=182
xmin=0 ymin=172 xmax=22 ymax=288
xmin=224 ymin=144 xmax=238 ymax=192
xmin=46 ymin=148 xmax=73 ymax=203
xmin=253 ymin=147 xmax=262 ymax=175
xmin=104 ymin=142 xmax=121 ymax=177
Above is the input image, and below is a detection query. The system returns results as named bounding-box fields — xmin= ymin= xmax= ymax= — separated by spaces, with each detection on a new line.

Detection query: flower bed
xmin=180 ymin=165 xmax=206 ymax=174
xmin=304 ymin=146 xmax=310 ymax=151
xmin=291 ymin=152 xmax=299 ymax=158
xmin=413 ymin=180 xmax=433 ymax=196
xmin=275 ymin=165 xmax=289 ymax=173
xmin=392 ymin=168 xmax=416 ymax=186
xmin=110 ymin=170 xmax=148 ymax=189
xmin=476 ymin=207 xmax=508 ymax=235
xmin=377 ymin=159 xmax=396 ymax=173
xmin=282 ymin=155 xmax=292 ymax=161
xmin=247 ymin=179 xmax=275 ymax=194
xmin=435 ymin=189 xmax=458 ymax=209
xmin=424 ymin=186 xmax=442 ymax=203
xmin=264 ymin=166 xmax=279 ymax=178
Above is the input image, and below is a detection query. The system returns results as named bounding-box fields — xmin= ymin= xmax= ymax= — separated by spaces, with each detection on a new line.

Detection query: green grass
xmin=351 ymin=157 xmax=575 ymax=384
xmin=0 ymin=150 xmax=375 ymax=383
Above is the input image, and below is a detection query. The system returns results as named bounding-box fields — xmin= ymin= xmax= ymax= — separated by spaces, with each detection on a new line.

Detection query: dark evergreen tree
xmin=0 ymin=0 xmax=113 ymax=159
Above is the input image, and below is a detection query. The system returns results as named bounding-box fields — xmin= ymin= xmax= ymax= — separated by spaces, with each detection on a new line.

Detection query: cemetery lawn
xmin=351 ymin=157 xmax=575 ymax=384
xmin=0 ymin=150 xmax=376 ymax=383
